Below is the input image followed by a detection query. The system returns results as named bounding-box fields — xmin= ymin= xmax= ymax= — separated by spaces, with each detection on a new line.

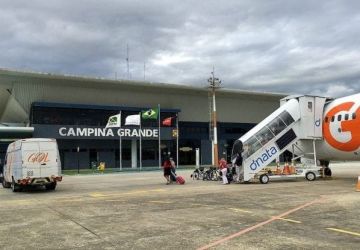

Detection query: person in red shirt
xmin=163 ymin=157 xmax=172 ymax=184
xmin=219 ymin=157 xmax=228 ymax=184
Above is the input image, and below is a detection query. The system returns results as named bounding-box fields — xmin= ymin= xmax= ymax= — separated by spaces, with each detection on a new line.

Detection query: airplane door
xmin=299 ymin=96 xmax=315 ymax=139
xmin=298 ymin=96 xmax=326 ymax=139
xmin=314 ymin=97 xmax=326 ymax=138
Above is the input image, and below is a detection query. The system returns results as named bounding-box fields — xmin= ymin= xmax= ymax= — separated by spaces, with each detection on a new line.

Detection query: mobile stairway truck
xmin=2 ymin=138 xmax=62 ymax=192
xmin=231 ymin=95 xmax=332 ymax=184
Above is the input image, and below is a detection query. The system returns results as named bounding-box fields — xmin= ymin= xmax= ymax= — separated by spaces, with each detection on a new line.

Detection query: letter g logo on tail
xmin=323 ymin=102 xmax=360 ymax=152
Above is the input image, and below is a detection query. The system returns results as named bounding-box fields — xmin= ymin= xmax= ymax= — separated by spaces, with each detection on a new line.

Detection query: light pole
xmin=208 ymin=70 xmax=221 ymax=167
xmin=77 ymin=146 xmax=80 ymax=174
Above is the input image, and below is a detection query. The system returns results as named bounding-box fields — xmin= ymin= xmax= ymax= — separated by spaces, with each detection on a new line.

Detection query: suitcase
xmin=176 ymin=176 xmax=185 ymax=185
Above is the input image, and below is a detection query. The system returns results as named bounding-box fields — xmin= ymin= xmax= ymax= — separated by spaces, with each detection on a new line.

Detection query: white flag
xmin=105 ymin=114 xmax=121 ymax=128
xmin=125 ymin=114 xmax=140 ymax=126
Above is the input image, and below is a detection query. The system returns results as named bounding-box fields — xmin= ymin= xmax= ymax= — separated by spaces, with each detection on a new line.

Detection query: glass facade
xmin=27 ymin=102 xmax=255 ymax=169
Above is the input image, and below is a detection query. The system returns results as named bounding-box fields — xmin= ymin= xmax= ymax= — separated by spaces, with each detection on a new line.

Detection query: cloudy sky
xmin=1 ymin=0 xmax=360 ymax=97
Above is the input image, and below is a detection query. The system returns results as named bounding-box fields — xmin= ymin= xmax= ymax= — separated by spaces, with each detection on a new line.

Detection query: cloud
xmin=1 ymin=0 xmax=360 ymax=97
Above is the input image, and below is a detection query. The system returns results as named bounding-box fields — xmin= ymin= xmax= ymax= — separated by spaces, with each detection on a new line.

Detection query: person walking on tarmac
xmin=234 ymin=153 xmax=243 ymax=183
xmin=231 ymin=140 xmax=244 ymax=183
xmin=219 ymin=157 xmax=228 ymax=184
xmin=163 ymin=157 xmax=172 ymax=184
xmin=170 ymin=157 xmax=176 ymax=172
xmin=169 ymin=157 xmax=177 ymax=183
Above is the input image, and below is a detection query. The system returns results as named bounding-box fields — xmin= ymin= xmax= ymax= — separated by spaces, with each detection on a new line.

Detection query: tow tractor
xmin=255 ymin=162 xmax=322 ymax=184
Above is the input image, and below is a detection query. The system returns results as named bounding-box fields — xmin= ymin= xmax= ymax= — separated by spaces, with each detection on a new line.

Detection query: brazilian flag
xmin=142 ymin=108 xmax=158 ymax=119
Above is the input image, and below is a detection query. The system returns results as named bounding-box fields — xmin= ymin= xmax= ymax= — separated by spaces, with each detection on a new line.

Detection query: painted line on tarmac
xmin=197 ymin=197 xmax=324 ymax=250
xmin=90 ymin=192 xmax=108 ymax=197
xmin=326 ymin=227 xmax=360 ymax=237
xmin=0 ymin=199 xmax=36 ymax=206
xmin=105 ymin=199 xmax=125 ymax=202
xmin=148 ymin=200 xmax=173 ymax=204
xmin=276 ymin=217 xmax=301 ymax=224
xmin=55 ymin=199 xmax=85 ymax=203
xmin=228 ymin=208 xmax=253 ymax=214
xmin=89 ymin=188 xmax=166 ymax=198
xmin=190 ymin=203 xmax=213 ymax=207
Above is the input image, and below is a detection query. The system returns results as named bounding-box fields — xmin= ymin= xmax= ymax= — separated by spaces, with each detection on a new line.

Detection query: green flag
xmin=142 ymin=108 xmax=158 ymax=119
xmin=105 ymin=114 xmax=121 ymax=128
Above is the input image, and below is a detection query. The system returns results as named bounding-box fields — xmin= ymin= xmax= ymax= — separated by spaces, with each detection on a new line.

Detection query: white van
xmin=2 ymin=138 xmax=62 ymax=192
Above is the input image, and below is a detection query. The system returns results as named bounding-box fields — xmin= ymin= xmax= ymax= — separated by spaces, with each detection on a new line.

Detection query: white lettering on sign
xmin=249 ymin=146 xmax=278 ymax=171
xmin=58 ymin=127 xmax=158 ymax=138
xmin=59 ymin=127 xmax=67 ymax=136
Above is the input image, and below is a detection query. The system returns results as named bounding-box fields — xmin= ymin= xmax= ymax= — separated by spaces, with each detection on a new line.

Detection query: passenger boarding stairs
xmin=232 ymin=95 xmax=329 ymax=182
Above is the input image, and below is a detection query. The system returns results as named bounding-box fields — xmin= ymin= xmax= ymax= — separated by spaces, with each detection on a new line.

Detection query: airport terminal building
xmin=0 ymin=69 xmax=285 ymax=169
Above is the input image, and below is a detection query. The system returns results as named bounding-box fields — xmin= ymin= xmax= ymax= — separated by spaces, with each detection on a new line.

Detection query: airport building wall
xmin=0 ymin=69 xmax=286 ymax=169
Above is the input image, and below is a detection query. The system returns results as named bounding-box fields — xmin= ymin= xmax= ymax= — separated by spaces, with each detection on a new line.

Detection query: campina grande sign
xmin=59 ymin=127 xmax=158 ymax=138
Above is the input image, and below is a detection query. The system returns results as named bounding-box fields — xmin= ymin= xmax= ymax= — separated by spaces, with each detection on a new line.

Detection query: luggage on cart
xmin=176 ymin=176 xmax=185 ymax=185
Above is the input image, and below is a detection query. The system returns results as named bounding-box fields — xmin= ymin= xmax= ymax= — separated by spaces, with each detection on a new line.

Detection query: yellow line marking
xmin=191 ymin=203 xmax=212 ymax=207
xmin=326 ymin=227 xmax=360 ymax=237
xmin=56 ymin=195 xmax=87 ymax=199
xmin=0 ymin=199 xmax=35 ymax=205
xmin=89 ymin=189 xmax=166 ymax=198
xmin=124 ymin=190 xmax=147 ymax=195
xmin=276 ymin=217 xmax=301 ymax=224
xmin=89 ymin=192 xmax=107 ymax=197
xmin=56 ymin=199 xmax=85 ymax=203
xmin=151 ymin=189 xmax=166 ymax=192
xmin=148 ymin=200 xmax=173 ymax=204
xmin=228 ymin=208 xmax=253 ymax=214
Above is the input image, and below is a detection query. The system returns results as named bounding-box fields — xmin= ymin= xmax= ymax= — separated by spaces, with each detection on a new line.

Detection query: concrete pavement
xmin=0 ymin=163 xmax=359 ymax=249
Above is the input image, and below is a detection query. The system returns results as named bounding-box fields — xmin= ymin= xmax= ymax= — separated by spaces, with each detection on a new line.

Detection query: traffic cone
xmin=356 ymin=176 xmax=360 ymax=192
xmin=283 ymin=162 xmax=290 ymax=175
xmin=275 ymin=161 xmax=281 ymax=175
xmin=290 ymin=161 xmax=295 ymax=174
xmin=289 ymin=162 xmax=295 ymax=175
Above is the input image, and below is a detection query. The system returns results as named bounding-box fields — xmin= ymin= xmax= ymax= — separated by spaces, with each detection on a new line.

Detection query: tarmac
xmin=0 ymin=162 xmax=359 ymax=249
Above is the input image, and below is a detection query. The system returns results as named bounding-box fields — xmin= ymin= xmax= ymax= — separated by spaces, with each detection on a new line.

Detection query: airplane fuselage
xmin=295 ymin=93 xmax=360 ymax=161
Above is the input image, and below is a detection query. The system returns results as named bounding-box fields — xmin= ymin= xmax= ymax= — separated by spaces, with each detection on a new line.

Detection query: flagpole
xmin=158 ymin=104 xmax=161 ymax=168
xmin=139 ymin=112 xmax=142 ymax=171
xmin=119 ymin=111 xmax=122 ymax=171
xmin=176 ymin=114 xmax=179 ymax=168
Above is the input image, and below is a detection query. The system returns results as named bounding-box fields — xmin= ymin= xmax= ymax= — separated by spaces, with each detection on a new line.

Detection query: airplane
xmin=231 ymin=93 xmax=360 ymax=183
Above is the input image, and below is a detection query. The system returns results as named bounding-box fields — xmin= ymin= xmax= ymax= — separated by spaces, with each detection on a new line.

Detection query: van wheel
xmin=2 ymin=178 xmax=11 ymax=188
xmin=11 ymin=179 xmax=21 ymax=192
xmin=306 ymin=172 xmax=316 ymax=181
xmin=45 ymin=182 xmax=57 ymax=191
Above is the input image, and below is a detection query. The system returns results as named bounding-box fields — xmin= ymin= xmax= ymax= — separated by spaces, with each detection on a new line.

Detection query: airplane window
xmin=308 ymin=102 xmax=313 ymax=111
xmin=353 ymin=113 xmax=356 ymax=119
xmin=331 ymin=116 xmax=335 ymax=122
xmin=325 ymin=117 xmax=328 ymax=123
xmin=337 ymin=115 xmax=341 ymax=121
xmin=345 ymin=114 xmax=349 ymax=120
